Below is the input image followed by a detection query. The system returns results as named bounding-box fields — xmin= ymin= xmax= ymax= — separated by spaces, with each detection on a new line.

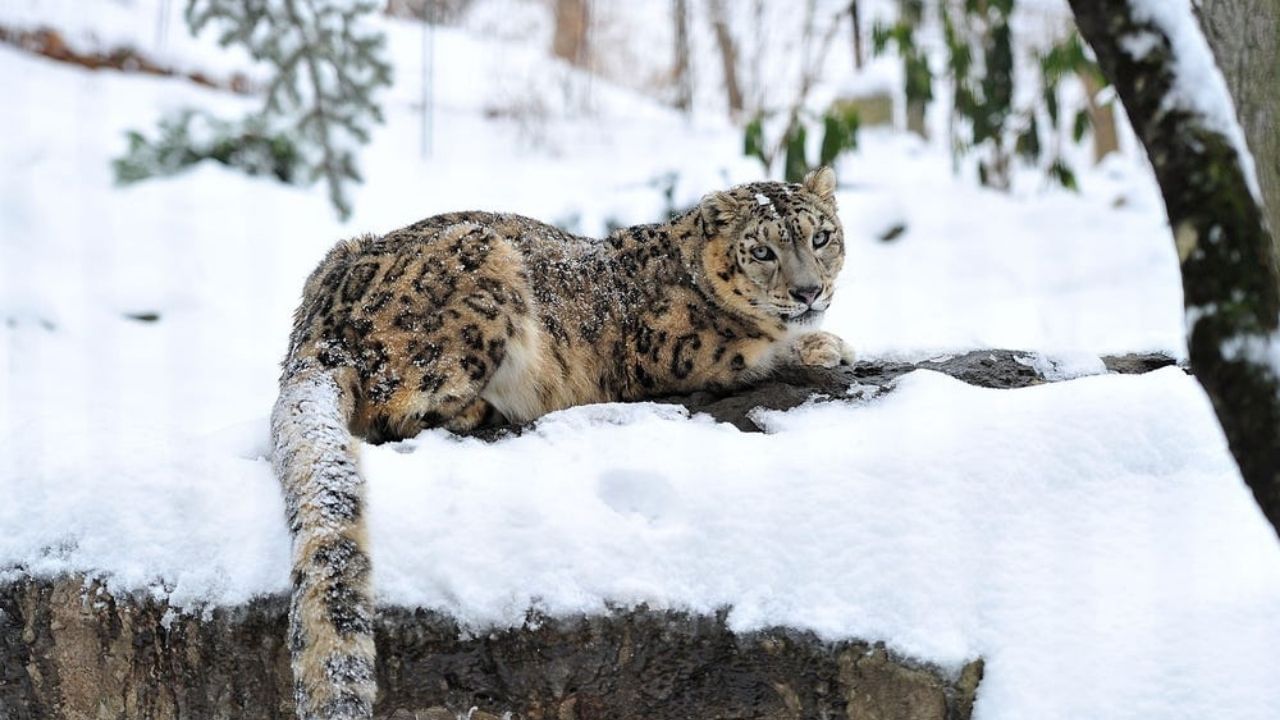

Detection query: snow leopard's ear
xmin=700 ymin=191 xmax=742 ymax=236
xmin=803 ymin=166 xmax=837 ymax=206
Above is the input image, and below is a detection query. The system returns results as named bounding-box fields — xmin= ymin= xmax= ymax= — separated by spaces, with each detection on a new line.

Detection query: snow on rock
xmin=1014 ymin=350 xmax=1107 ymax=380
xmin=5 ymin=368 xmax=1280 ymax=719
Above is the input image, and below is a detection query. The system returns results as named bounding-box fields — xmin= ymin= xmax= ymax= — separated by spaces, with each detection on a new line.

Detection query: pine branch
xmin=182 ymin=0 xmax=392 ymax=219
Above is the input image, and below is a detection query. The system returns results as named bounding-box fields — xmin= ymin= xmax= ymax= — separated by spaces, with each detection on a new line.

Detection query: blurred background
xmin=0 ymin=0 xmax=1184 ymax=451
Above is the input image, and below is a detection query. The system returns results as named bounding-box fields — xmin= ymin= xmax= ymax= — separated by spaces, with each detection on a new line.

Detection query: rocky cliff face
xmin=1 ymin=576 xmax=982 ymax=720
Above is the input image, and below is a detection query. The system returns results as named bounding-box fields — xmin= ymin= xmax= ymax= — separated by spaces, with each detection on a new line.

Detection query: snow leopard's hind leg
xmin=352 ymin=224 xmax=525 ymax=441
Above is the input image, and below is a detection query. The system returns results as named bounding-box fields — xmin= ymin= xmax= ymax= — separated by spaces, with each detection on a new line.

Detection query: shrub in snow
xmin=114 ymin=110 xmax=302 ymax=186
xmin=116 ymin=0 xmax=393 ymax=219
xmin=742 ymin=104 xmax=861 ymax=184
xmin=874 ymin=0 xmax=1108 ymax=191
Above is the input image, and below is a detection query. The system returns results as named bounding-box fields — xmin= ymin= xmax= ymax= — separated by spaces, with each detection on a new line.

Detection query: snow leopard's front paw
xmin=792 ymin=331 xmax=856 ymax=368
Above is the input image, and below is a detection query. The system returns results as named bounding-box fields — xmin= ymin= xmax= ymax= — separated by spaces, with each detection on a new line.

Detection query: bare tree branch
xmin=707 ymin=0 xmax=744 ymax=117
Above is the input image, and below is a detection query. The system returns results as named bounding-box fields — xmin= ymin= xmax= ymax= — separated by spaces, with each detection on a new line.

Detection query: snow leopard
xmin=270 ymin=166 xmax=854 ymax=719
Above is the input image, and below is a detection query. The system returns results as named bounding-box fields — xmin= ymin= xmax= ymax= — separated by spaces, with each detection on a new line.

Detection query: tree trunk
xmin=850 ymin=1 xmax=864 ymax=70
xmin=707 ymin=0 xmax=744 ymax=117
xmin=1195 ymin=0 xmax=1280 ymax=253
xmin=901 ymin=0 xmax=927 ymax=137
xmin=672 ymin=0 xmax=692 ymax=113
xmin=1082 ymin=71 xmax=1119 ymax=162
xmin=552 ymin=0 xmax=590 ymax=68
xmin=0 ymin=575 xmax=983 ymax=720
xmin=1068 ymin=0 xmax=1280 ymax=538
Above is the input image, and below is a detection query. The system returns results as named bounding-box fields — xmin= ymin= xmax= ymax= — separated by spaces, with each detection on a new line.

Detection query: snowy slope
xmin=2 ymin=2 xmax=1277 ymax=719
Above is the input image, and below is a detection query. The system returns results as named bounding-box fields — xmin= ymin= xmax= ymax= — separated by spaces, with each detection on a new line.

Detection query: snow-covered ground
xmin=2 ymin=2 xmax=1278 ymax=719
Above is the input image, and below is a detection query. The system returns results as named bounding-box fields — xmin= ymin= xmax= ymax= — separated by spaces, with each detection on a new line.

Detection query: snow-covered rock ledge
xmin=0 ymin=574 xmax=983 ymax=720
xmin=1 ymin=351 xmax=1194 ymax=720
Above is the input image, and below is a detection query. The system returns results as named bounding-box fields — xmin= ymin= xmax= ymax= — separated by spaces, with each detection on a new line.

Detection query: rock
xmin=468 ymin=351 xmax=1178 ymax=439
xmin=0 ymin=575 xmax=980 ymax=720
xmin=831 ymin=93 xmax=895 ymax=128
xmin=657 ymin=350 xmax=1180 ymax=432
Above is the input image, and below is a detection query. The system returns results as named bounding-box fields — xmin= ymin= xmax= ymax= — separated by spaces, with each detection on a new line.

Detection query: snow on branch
xmin=1125 ymin=0 xmax=1261 ymax=200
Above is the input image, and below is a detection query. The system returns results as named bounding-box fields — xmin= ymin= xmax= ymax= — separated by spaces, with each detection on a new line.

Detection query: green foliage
xmin=940 ymin=0 xmax=1016 ymax=187
xmin=903 ymin=52 xmax=935 ymax=107
xmin=875 ymin=0 xmax=1110 ymax=193
xmin=117 ymin=0 xmax=393 ymax=219
xmin=1015 ymin=113 xmax=1040 ymax=162
xmin=744 ymin=116 xmax=767 ymax=168
xmin=874 ymin=13 xmax=933 ymax=108
xmin=1040 ymin=32 xmax=1098 ymax=86
xmin=819 ymin=106 xmax=861 ymax=169
xmin=113 ymin=110 xmax=302 ymax=186
xmin=1047 ymin=159 xmax=1078 ymax=191
xmin=783 ymin=124 xmax=810 ymax=183
xmin=1072 ymin=108 xmax=1091 ymax=144
xmin=1034 ymin=31 xmax=1108 ymax=190
xmin=741 ymin=106 xmax=860 ymax=182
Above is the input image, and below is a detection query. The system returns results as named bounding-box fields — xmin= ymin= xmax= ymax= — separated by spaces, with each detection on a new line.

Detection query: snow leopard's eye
xmin=812 ymin=230 xmax=832 ymax=249
xmin=750 ymin=245 xmax=776 ymax=261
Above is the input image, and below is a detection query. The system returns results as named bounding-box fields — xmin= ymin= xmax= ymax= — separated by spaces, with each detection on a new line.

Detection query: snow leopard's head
xmin=698 ymin=167 xmax=845 ymax=327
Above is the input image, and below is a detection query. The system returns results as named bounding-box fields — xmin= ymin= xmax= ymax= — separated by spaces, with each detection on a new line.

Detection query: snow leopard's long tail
xmin=271 ymin=362 xmax=376 ymax=720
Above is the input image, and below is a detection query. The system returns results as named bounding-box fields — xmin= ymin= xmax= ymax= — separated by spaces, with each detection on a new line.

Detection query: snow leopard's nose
xmin=789 ymin=286 xmax=821 ymax=306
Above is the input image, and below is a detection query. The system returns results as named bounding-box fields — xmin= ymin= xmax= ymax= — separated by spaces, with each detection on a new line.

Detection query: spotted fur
xmin=270 ymin=167 xmax=853 ymax=719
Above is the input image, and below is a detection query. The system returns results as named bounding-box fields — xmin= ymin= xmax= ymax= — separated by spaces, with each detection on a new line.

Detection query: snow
xmin=0 ymin=0 xmax=266 ymax=83
xmin=6 ymin=367 xmax=1280 ymax=719
xmin=1014 ymin=350 xmax=1106 ymax=381
xmin=2 ymin=2 xmax=1278 ymax=719
xmin=829 ymin=135 xmax=1182 ymax=357
xmin=1219 ymin=331 xmax=1280 ymax=385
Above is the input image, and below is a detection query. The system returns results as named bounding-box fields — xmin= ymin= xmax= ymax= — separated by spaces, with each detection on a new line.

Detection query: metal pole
xmin=155 ymin=0 xmax=171 ymax=52
xmin=421 ymin=0 xmax=435 ymax=159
